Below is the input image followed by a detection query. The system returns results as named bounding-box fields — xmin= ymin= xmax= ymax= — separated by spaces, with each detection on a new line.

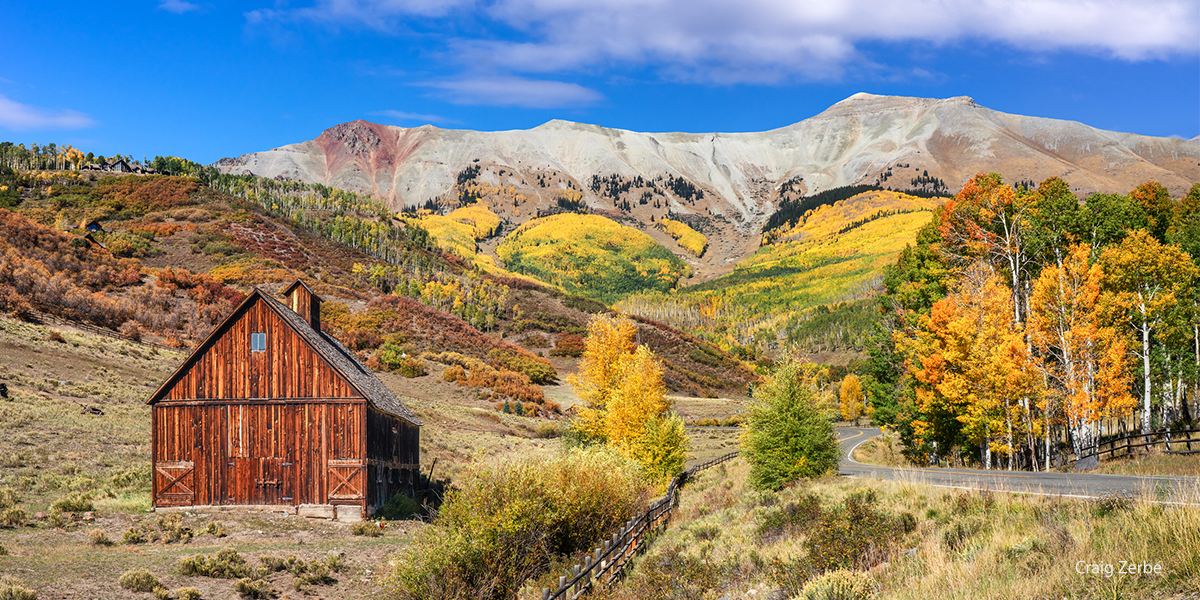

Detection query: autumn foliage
xmin=570 ymin=316 xmax=689 ymax=482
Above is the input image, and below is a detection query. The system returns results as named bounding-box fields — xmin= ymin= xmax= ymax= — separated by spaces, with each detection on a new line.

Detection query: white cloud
xmin=421 ymin=76 xmax=603 ymax=108
xmin=158 ymin=0 xmax=201 ymax=14
xmin=248 ymin=0 xmax=1200 ymax=83
xmin=0 ymin=95 xmax=96 ymax=131
xmin=372 ymin=109 xmax=460 ymax=124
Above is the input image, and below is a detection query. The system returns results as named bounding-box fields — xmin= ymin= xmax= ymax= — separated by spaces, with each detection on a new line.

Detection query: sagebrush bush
xmin=50 ymin=492 xmax=93 ymax=513
xmin=0 ymin=575 xmax=37 ymax=600
xmin=233 ymin=578 xmax=272 ymax=599
xmin=350 ymin=521 xmax=384 ymax=537
xmin=1 ymin=508 xmax=25 ymax=527
xmin=385 ymin=448 xmax=649 ymax=600
xmin=174 ymin=588 xmax=202 ymax=600
xmin=806 ymin=490 xmax=903 ymax=573
xmin=801 ymin=569 xmax=875 ymax=600
xmin=118 ymin=569 xmax=160 ymax=593
xmin=180 ymin=548 xmax=253 ymax=578
xmin=0 ymin=487 xmax=18 ymax=509
xmin=758 ymin=493 xmax=822 ymax=541
xmin=88 ymin=528 xmax=113 ymax=546
xmin=742 ymin=359 xmax=841 ymax=490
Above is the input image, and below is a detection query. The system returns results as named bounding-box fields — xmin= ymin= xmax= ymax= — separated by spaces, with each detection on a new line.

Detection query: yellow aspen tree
xmin=604 ymin=345 xmax=669 ymax=454
xmin=1101 ymin=230 xmax=1198 ymax=433
xmin=569 ymin=316 xmax=638 ymax=442
xmin=901 ymin=263 xmax=1041 ymax=469
xmin=839 ymin=374 xmax=865 ymax=425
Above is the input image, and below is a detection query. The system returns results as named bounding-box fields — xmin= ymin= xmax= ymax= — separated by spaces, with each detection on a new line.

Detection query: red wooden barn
xmin=147 ymin=281 xmax=421 ymax=521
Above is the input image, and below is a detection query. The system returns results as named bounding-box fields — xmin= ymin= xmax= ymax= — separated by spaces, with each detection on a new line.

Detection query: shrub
xmin=1 ymin=508 xmax=26 ymax=528
xmin=806 ymin=491 xmax=903 ymax=573
xmin=0 ymin=544 xmax=7 ymax=556
xmin=550 ymin=333 xmax=582 ymax=357
xmin=233 ymin=578 xmax=273 ymax=599
xmin=88 ymin=528 xmax=113 ymax=546
xmin=351 ymin=521 xmax=384 ymax=537
xmin=758 ymin=493 xmax=822 ymax=541
xmin=522 ymin=333 xmax=549 ymax=348
xmin=118 ymin=569 xmax=160 ymax=593
xmin=741 ymin=359 xmax=841 ymax=490
xmin=153 ymin=587 xmax=170 ymax=600
xmin=442 ymin=364 xmax=466 ymax=383
xmin=488 ymin=349 xmax=556 ymax=384
xmin=0 ymin=576 xmax=37 ymax=600
xmin=375 ymin=493 xmax=423 ymax=521
xmin=376 ymin=343 xmax=427 ymax=377
xmin=800 ymin=569 xmax=875 ymax=600
xmin=0 ymin=488 xmax=18 ymax=510
xmin=122 ymin=527 xmax=145 ymax=544
xmin=205 ymin=521 xmax=227 ymax=537
xmin=175 ymin=588 xmax=202 ymax=600
xmin=180 ymin=548 xmax=253 ymax=578
xmin=385 ymin=448 xmax=648 ymax=600
xmin=51 ymin=492 xmax=93 ymax=513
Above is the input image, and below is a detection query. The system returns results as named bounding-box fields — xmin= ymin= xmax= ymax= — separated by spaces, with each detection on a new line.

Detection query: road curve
xmin=836 ymin=426 xmax=1200 ymax=504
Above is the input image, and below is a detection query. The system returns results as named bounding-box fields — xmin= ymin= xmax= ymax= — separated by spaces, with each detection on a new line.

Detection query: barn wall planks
xmin=153 ymin=402 xmax=376 ymax=507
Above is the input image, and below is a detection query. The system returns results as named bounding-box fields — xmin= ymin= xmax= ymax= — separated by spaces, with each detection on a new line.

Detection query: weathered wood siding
xmin=366 ymin=406 xmax=421 ymax=507
xmin=162 ymin=300 xmax=360 ymax=401
xmin=153 ymin=402 xmax=367 ymax=508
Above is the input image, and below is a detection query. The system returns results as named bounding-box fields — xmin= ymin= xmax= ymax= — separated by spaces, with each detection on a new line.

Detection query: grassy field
xmin=0 ymin=314 xmax=747 ymax=599
xmin=602 ymin=458 xmax=1200 ymax=600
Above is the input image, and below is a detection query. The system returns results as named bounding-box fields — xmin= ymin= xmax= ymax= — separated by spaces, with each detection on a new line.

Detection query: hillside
xmin=0 ymin=170 xmax=751 ymax=401
xmin=496 ymin=213 xmax=691 ymax=304
xmin=619 ymin=190 xmax=942 ymax=357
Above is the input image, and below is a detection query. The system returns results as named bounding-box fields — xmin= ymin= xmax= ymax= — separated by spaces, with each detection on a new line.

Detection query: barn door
xmin=154 ymin=461 xmax=195 ymax=506
xmin=327 ymin=460 xmax=365 ymax=502
xmin=253 ymin=458 xmax=286 ymax=504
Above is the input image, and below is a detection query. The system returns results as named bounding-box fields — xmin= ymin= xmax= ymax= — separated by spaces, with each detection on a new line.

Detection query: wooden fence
xmin=1079 ymin=428 xmax=1200 ymax=462
xmin=540 ymin=451 xmax=739 ymax=600
xmin=24 ymin=307 xmax=181 ymax=353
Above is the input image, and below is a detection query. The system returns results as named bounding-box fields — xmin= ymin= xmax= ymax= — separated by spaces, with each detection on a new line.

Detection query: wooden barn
xmin=146 ymin=281 xmax=421 ymax=521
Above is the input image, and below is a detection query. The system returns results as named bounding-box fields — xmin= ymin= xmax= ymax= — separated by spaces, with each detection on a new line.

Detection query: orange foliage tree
xmin=1029 ymin=244 xmax=1134 ymax=464
xmin=900 ymin=263 xmax=1041 ymax=469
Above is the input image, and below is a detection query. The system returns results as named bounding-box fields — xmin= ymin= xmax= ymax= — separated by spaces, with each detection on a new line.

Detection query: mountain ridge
xmin=215 ymin=94 xmax=1200 ymax=275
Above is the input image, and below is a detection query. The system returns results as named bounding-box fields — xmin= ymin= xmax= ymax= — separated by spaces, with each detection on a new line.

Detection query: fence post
xmin=543 ymin=588 xmax=550 ymax=600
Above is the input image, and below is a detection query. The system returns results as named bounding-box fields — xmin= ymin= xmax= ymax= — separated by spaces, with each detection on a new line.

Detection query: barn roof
xmin=147 ymin=287 xmax=421 ymax=427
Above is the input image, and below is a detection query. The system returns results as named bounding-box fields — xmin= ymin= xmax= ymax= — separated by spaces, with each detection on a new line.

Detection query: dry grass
xmin=602 ymin=458 xmax=1200 ymax=600
xmin=851 ymin=431 xmax=916 ymax=468
xmin=1089 ymin=451 xmax=1200 ymax=478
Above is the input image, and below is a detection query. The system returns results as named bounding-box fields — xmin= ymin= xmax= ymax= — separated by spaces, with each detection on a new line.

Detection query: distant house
xmin=146 ymin=281 xmax=421 ymax=521
xmin=106 ymin=159 xmax=132 ymax=173
xmin=84 ymin=220 xmax=103 ymax=233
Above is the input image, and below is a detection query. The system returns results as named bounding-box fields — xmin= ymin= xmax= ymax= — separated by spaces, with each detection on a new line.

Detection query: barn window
xmin=251 ymin=332 xmax=266 ymax=352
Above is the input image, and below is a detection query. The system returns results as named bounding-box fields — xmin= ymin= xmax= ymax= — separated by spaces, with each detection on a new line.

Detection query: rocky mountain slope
xmin=217 ymin=93 xmax=1200 ymax=234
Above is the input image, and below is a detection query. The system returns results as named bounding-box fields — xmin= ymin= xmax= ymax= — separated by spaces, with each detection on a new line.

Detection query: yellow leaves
xmin=658 ymin=217 xmax=708 ymax=257
xmin=569 ymin=315 xmax=687 ymax=481
xmin=838 ymin=374 xmax=864 ymax=423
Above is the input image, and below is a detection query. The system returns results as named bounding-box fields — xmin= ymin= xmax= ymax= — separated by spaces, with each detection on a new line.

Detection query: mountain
xmin=216 ymin=93 xmax=1200 ymax=232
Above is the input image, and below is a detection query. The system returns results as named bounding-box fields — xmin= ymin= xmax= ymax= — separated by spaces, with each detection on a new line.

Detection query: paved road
xmin=836 ymin=426 xmax=1200 ymax=504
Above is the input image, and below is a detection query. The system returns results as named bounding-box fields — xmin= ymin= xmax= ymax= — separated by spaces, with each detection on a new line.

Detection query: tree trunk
xmin=1141 ymin=312 xmax=1152 ymax=434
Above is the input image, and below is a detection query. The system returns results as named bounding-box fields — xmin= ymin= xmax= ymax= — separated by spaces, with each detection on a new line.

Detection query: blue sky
xmin=1 ymin=0 xmax=1198 ymax=164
